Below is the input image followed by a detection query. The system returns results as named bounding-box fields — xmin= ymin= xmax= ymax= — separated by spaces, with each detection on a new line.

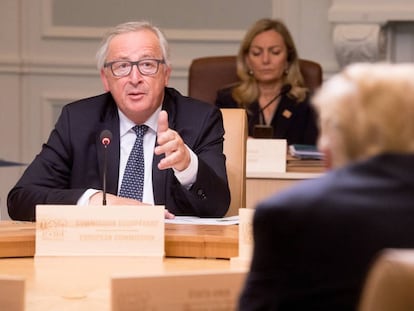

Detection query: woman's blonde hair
xmin=313 ymin=62 xmax=414 ymax=168
xmin=233 ymin=18 xmax=307 ymax=108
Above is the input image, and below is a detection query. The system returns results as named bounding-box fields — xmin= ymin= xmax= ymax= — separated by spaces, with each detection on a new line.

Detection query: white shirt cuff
xmin=77 ymin=189 xmax=101 ymax=206
xmin=173 ymin=145 xmax=198 ymax=189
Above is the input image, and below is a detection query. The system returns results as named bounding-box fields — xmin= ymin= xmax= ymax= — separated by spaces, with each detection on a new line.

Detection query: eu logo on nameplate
xmin=35 ymin=205 xmax=165 ymax=257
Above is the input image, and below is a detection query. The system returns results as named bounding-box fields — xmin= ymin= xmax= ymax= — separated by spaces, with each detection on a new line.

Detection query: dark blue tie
xmin=119 ymin=125 xmax=148 ymax=201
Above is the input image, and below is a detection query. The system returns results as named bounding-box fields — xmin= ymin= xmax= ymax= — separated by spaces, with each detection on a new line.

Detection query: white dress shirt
xmin=77 ymin=106 xmax=198 ymax=205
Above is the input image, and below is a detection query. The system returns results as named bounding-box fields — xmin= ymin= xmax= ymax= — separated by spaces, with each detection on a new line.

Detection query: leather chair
xmin=188 ymin=55 xmax=323 ymax=105
xmin=359 ymin=249 xmax=414 ymax=311
xmin=220 ymin=108 xmax=247 ymax=216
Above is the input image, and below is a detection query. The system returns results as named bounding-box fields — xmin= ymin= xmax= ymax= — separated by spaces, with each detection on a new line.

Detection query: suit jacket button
xmin=197 ymin=189 xmax=207 ymax=200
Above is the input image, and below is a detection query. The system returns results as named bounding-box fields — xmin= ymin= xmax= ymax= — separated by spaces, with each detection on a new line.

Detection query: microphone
xmin=254 ymin=84 xmax=292 ymax=138
xmin=100 ymin=130 xmax=112 ymax=206
xmin=259 ymin=84 xmax=292 ymax=124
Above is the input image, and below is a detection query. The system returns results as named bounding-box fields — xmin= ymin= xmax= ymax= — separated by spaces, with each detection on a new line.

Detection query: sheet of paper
xmin=35 ymin=205 xmax=165 ymax=257
xmin=246 ymin=138 xmax=287 ymax=174
xmin=165 ymin=215 xmax=239 ymax=225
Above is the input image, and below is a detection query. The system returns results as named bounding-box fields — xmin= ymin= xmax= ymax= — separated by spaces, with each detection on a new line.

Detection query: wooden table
xmin=0 ymin=256 xmax=244 ymax=311
xmin=0 ymin=221 xmax=239 ymax=259
xmin=0 ymin=221 xmax=244 ymax=310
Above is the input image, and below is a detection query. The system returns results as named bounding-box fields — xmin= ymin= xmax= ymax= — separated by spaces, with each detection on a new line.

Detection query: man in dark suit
xmin=7 ymin=21 xmax=230 ymax=221
xmin=238 ymin=63 xmax=414 ymax=311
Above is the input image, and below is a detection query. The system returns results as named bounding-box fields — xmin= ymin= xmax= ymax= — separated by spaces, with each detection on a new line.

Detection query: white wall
xmin=1 ymin=0 xmax=412 ymax=219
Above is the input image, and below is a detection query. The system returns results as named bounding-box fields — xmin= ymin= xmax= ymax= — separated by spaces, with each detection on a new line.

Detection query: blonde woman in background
xmin=215 ymin=18 xmax=318 ymax=144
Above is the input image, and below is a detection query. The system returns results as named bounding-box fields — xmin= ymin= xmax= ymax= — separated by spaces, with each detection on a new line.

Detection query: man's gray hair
xmin=95 ymin=20 xmax=170 ymax=70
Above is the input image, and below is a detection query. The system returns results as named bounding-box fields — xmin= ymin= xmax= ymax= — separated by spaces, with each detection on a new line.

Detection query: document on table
xmin=165 ymin=215 xmax=239 ymax=225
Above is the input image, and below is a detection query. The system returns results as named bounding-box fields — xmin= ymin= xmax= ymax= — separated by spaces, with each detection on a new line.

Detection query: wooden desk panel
xmin=246 ymin=159 xmax=326 ymax=209
xmin=0 ymin=221 xmax=35 ymax=258
xmin=165 ymin=224 xmax=238 ymax=259
xmin=247 ymin=177 xmax=298 ymax=209
xmin=0 ymin=221 xmax=239 ymax=259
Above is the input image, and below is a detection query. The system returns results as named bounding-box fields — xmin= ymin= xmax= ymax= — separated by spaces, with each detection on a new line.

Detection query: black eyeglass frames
xmin=104 ymin=59 xmax=165 ymax=77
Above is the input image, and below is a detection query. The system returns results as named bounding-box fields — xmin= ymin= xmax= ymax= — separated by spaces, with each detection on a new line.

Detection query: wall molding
xmin=0 ymin=56 xmax=190 ymax=79
xmin=41 ymin=95 xmax=70 ymax=141
xmin=0 ymin=55 xmax=21 ymax=74
xmin=332 ymin=23 xmax=387 ymax=67
xmin=329 ymin=2 xmax=414 ymax=23
xmin=41 ymin=0 xmax=244 ymax=42
xmin=329 ymin=0 xmax=414 ymax=67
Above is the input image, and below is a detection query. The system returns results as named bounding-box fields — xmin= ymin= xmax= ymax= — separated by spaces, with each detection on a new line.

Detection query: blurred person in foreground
xmin=215 ymin=18 xmax=318 ymax=144
xmin=7 ymin=21 xmax=230 ymax=221
xmin=238 ymin=63 xmax=414 ymax=311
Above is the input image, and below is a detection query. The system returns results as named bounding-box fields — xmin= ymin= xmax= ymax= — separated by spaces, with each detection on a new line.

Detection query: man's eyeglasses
xmin=104 ymin=59 xmax=165 ymax=77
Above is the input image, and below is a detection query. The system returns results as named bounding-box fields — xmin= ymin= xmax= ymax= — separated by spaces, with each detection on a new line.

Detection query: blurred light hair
xmin=313 ymin=62 xmax=414 ymax=168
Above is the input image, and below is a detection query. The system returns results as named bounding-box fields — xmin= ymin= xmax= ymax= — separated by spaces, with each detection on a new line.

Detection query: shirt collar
xmin=118 ymin=106 xmax=162 ymax=137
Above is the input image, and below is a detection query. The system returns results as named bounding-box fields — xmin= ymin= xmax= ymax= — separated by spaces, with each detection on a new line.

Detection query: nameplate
xmin=238 ymin=208 xmax=254 ymax=260
xmin=111 ymin=271 xmax=247 ymax=311
xmin=230 ymin=208 xmax=254 ymax=268
xmin=0 ymin=276 xmax=25 ymax=311
xmin=35 ymin=205 xmax=165 ymax=257
xmin=246 ymin=138 xmax=287 ymax=173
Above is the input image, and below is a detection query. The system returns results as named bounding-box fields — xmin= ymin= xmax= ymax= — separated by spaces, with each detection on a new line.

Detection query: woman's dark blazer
xmin=215 ymin=87 xmax=318 ymax=145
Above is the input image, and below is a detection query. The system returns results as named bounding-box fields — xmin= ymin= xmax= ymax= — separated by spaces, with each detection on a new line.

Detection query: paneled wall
xmin=1 ymin=0 xmax=413 ymax=219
